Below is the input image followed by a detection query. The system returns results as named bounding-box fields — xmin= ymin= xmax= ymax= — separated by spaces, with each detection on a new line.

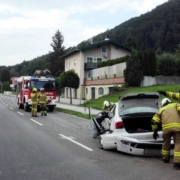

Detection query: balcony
xmin=84 ymin=63 xmax=97 ymax=70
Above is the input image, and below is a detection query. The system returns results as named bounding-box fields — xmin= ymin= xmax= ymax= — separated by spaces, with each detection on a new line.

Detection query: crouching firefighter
xmin=91 ymin=101 xmax=114 ymax=138
xmin=38 ymin=88 xmax=47 ymax=116
xmin=151 ymin=98 xmax=180 ymax=170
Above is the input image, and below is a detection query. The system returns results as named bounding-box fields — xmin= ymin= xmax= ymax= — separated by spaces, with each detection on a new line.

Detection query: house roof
xmin=61 ymin=40 xmax=131 ymax=59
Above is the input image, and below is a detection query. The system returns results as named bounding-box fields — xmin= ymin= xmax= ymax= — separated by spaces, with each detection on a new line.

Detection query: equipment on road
xmin=16 ymin=75 xmax=56 ymax=112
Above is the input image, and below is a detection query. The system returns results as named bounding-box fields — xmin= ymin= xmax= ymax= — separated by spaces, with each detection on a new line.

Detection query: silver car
xmin=99 ymin=92 xmax=174 ymax=156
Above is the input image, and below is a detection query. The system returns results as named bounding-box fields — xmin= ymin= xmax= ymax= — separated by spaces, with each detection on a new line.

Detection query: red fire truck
xmin=16 ymin=76 xmax=57 ymax=112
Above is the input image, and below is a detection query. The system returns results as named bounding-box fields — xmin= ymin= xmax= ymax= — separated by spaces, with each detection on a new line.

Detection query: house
xmin=10 ymin=77 xmax=19 ymax=89
xmin=61 ymin=39 xmax=131 ymax=101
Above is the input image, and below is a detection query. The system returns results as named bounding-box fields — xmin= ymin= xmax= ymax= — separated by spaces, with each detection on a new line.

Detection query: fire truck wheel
xmin=48 ymin=106 xmax=54 ymax=112
xmin=24 ymin=102 xmax=29 ymax=112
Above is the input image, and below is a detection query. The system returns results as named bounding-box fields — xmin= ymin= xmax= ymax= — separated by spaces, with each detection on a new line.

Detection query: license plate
xmin=144 ymin=149 xmax=161 ymax=156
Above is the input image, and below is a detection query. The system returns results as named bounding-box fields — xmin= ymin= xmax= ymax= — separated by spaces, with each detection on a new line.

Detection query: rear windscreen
xmin=120 ymin=106 xmax=158 ymax=116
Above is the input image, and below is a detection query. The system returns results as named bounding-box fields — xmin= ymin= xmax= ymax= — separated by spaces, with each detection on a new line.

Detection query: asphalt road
xmin=0 ymin=95 xmax=179 ymax=180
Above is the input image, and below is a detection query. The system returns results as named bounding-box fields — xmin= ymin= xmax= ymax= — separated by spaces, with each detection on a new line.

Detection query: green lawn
xmin=55 ymin=84 xmax=180 ymax=119
xmin=80 ymin=84 xmax=180 ymax=110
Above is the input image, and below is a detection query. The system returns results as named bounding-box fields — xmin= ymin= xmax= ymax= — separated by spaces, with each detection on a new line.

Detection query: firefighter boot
xmin=174 ymin=163 xmax=180 ymax=170
xmin=44 ymin=113 xmax=47 ymax=116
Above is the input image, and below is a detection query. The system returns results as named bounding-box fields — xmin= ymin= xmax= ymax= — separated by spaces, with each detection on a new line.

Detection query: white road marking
xmin=6 ymin=104 xmax=8 ymax=106
xmin=59 ymin=134 xmax=93 ymax=151
xmin=30 ymin=119 xmax=43 ymax=126
xmin=17 ymin=112 xmax=24 ymax=115
xmin=10 ymin=107 xmax=14 ymax=110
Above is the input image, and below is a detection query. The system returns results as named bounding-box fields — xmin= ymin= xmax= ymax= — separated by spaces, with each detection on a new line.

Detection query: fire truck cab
xmin=16 ymin=76 xmax=56 ymax=112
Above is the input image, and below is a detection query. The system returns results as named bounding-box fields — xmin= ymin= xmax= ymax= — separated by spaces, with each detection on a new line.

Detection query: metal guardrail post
xmin=89 ymin=107 xmax=91 ymax=118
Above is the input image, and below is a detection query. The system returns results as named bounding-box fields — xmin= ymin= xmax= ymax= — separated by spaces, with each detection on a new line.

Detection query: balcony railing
xmin=85 ymin=63 xmax=97 ymax=70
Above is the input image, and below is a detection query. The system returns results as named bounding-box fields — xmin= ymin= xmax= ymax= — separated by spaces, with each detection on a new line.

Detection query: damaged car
xmin=98 ymin=92 xmax=174 ymax=156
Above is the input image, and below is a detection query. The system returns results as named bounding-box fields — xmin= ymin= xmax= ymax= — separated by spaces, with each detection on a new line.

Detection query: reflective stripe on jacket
xmin=152 ymin=103 xmax=180 ymax=134
xmin=30 ymin=93 xmax=38 ymax=104
xmin=38 ymin=92 xmax=47 ymax=104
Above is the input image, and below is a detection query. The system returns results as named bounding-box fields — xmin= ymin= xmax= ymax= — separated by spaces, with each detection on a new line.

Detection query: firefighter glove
xmin=153 ymin=131 xmax=159 ymax=140
xmin=157 ymin=91 xmax=166 ymax=96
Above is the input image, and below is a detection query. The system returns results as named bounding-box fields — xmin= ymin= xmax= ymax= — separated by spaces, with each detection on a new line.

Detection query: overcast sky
xmin=0 ymin=0 xmax=168 ymax=66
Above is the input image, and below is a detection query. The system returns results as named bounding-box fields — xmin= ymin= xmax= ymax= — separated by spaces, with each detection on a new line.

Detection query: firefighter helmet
xmin=33 ymin=88 xmax=37 ymax=92
xmin=161 ymin=98 xmax=171 ymax=106
xmin=40 ymin=88 xmax=44 ymax=91
xmin=103 ymin=100 xmax=110 ymax=107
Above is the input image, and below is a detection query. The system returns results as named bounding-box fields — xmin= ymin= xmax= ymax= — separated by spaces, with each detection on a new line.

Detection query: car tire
xmin=99 ymin=137 xmax=103 ymax=149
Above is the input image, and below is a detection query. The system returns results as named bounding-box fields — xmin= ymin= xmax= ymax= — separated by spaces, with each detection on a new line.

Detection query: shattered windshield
xmin=31 ymin=80 xmax=56 ymax=90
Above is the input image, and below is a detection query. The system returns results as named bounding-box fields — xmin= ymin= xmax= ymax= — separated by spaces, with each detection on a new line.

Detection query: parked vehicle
xmin=96 ymin=92 xmax=174 ymax=156
xmin=16 ymin=76 xmax=57 ymax=112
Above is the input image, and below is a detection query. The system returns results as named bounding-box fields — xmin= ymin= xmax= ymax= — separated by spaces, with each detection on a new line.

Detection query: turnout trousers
xmin=162 ymin=131 xmax=180 ymax=164
xmin=31 ymin=104 xmax=37 ymax=116
xmin=40 ymin=103 xmax=47 ymax=115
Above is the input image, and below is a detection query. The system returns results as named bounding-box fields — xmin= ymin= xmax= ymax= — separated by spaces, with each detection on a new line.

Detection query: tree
xmin=47 ymin=30 xmax=66 ymax=77
xmin=1 ymin=68 xmax=10 ymax=82
xmin=124 ymin=50 xmax=143 ymax=87
xmin=58 ymin=69 xmax=80 ymax=104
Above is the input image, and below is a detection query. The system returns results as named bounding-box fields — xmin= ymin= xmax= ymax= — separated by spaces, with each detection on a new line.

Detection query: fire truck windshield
xmin=31 ymin=80 xmax=56 ymax=90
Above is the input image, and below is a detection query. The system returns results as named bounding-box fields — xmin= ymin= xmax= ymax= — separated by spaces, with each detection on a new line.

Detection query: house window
xmin=97 ymin=58 xmax=102 ymax=63
xmin=102 ymin=47 xmax=106 ymax=53
xmin=98 ymin=87 xmax=104 ymax=95
xmin=66 ymin=62 xmax=68 ymax=68
xmin=74 ymin=59 xmax=77 ymax=66
xmin=86 ymin=88 xmax=88 ymax=94
xmin=87 ymin=57 xmax=93 ymax=63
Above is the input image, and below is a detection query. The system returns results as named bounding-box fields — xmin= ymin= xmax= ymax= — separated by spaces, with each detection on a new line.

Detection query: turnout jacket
xmin=38 ymin=92 xmax=47 ymax=104
xmin=30 ymin=93 xmax=38 ymax=104
xmin=152 ymin=103 xmax=180 ymax=134
xmin=166 ymin=91 xmax=180 ymax=100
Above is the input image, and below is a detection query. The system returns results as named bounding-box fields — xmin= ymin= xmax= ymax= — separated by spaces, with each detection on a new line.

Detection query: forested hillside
xmin=78 ymin=0 xmax=180 ymax=53
xmin=1 ymin=0 xmax=180 ymax=80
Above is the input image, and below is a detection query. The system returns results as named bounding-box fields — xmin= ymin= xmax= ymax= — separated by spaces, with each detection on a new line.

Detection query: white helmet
xmin=104 ymin=101 xmax=110 ymax=107
xmin=161 ymin=98 xmax=171 ymax=106
xmin=40 ymin=88 xmax=44 ymax=91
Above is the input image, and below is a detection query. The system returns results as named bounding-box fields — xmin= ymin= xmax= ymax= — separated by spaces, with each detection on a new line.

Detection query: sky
xmin=0 ymin=0 xmax=168 ymax=67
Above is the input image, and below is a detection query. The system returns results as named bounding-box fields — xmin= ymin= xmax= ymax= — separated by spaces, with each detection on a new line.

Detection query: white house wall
xmin=86 ymin=62 xmax=126 ymax=78
xmin=110 ymin=45 xmax=130 ymax=59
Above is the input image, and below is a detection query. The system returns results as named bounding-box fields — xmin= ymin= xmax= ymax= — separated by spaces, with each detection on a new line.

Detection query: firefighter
xmin=94 ymin=101 xmax=114 ymax=132
xmin=38 ymin=88 xmax=47 ymax=116
xmin=102 ymin=100 xmax=114 ymax=111
xmin=30 ymin=88 xmax=38 ymax=117
xmin=151 ymin=98 xmax=180 ymax=170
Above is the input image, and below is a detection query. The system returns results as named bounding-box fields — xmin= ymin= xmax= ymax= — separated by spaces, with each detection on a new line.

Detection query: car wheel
xmin=99 ymin=137 xmax=103 ymax=149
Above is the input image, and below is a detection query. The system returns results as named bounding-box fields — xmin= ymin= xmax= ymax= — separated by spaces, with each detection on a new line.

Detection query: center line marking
xmin=17 ymin=112 xmax=24 ymax=115
xmin=59 ymin=134 xmax=93 ymax=151
xmin=10 ymin=107 xmax=13 ymax=110
xmin=30 ymin=119 xmax=43 ymax=126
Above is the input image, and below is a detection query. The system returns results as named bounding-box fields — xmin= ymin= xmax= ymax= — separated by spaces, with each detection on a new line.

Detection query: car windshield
xmin=120 ymin=106 xmax=158 ymax=116
xmin=31 ymin=80 xmax=56 ymax=90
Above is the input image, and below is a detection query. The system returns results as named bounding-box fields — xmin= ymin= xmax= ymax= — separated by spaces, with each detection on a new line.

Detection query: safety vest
xmin=30 ymin=93 xmax=38 ymax=104
xmin=152 ymin=103 xmax=180 ymax=134
xmin=38 ymin=92 xmax=47 ymax=104
xmin=166 ymin=91 xmax=180 ymax=100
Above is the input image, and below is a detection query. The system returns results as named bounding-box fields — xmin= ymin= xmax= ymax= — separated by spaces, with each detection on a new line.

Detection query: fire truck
xmin=16 ymin=76 xmax=57 ymax=112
